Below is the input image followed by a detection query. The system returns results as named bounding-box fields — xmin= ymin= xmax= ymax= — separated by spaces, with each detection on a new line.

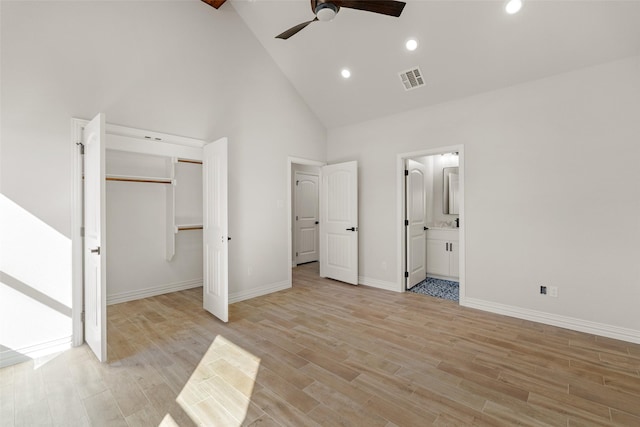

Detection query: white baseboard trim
xmin=107 ymin=279 xmax=203 ymax=305
xmin=229 ymin=280 xmax=291 ymax=304
xmin=427 ymin=274 xmax=459 ymax=282
xmin=0 ymin=336 xmax=73 ymax=368
xmin=463 ymin=298 xmax=640 ymax=345
xmin=358 ymin=276 xmax=400 ymax=292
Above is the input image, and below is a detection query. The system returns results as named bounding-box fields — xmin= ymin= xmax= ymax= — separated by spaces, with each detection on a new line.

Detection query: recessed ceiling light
xmin=341 ymin=68 xmax=351 ymax=79
xmin=505 ymin=0 xmax=522 ymax=15
xmin=405 ymin=39 xmax=418 ymax=51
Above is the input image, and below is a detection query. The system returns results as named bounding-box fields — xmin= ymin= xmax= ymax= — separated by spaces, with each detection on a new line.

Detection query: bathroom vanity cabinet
xmin=426 ymin=228 xmax=459 ymax=280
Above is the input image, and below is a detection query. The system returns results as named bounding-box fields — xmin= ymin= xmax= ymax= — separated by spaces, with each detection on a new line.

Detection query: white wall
xmin=327 ymin=56 xmax=640 ymax=341
xmin=422 ymin=157 xmax=435 ymax=226
xmin=0 ymin=1 xmax=325 ymax=364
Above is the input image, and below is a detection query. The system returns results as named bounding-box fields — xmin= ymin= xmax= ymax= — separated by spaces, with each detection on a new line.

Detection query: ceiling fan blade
xmin=333 ymin=0 xmax=406 ymax=17
xmin=276 ymin=18 xmax=318 ymax=40
xmin=201 ymin=0 xmax=227 ymax=9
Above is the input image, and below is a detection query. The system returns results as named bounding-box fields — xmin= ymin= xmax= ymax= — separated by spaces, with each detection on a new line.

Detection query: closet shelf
xmin=175 ymin=216 xmax=203 ymax=232
xmin=177 ymin=158 xmax=203 ymax=165
xmin=177 ymin=225 xmax=203 ymax=231
xmin=106 ymin=174 xmax=173 ymax=184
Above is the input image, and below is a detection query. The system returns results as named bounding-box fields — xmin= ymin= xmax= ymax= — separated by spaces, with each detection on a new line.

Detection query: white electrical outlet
xmin=549 ymin=286 xmax=558 ymax=298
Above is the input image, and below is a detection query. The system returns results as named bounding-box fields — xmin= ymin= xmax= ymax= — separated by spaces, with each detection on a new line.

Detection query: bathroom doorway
xmin=398 ymin=146 xmax=464 ymax=303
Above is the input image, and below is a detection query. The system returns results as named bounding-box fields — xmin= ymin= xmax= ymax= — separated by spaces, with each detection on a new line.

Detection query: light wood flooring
xmin=1 ymin=262 xmax=640 ymax=426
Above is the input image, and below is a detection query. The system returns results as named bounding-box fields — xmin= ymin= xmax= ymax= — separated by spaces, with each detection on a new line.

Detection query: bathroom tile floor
xmin=409 ymin=277 xmax=459 ymax=302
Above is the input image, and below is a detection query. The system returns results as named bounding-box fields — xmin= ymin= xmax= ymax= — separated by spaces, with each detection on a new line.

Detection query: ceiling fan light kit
xmin=316 ymin=3 xmax=339 ymax=21
xmin=276 ymin=0 xmax=407 ymax=40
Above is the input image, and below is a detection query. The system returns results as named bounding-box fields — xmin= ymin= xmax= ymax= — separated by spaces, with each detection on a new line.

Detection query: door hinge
xmin=80 ymin=311 xmax=85 ymax=323
xmin=76 ymin=142 xmax=84 ymax=154
xmin=404 ymin=271 xmax=409 ymax=278
xmin=296 ymin=180 xmax=299 ymax=186
xmin=80 ymin=226 xmax=84 ymax=237
xmin=404 ymin=169 xmax=408 ymax=176
xmin=405 ymin=219 xmax=409 ymax=226
xmin=296 ymin=215 xmax=298 ymax=221
xmin=296 ymin=252 xmax=298 ymax=257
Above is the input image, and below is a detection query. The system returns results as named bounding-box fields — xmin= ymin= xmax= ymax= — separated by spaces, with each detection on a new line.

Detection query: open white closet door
xmin=320 ymin=161 xmax=358 ymax=285
xmin=405 ymin=159 xmax=427 ymax=289
xmin=83 ymin=113 xmax=107 ymax=362
xmin=203 ymin=137 xmax=229 ymax=322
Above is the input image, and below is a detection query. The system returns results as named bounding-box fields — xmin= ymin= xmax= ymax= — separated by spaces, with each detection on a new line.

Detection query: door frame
xmin=70 ymin=118 xmax=212 ymax=346
xmin=396 ymin=145 xmax=465 ymax=303
xmin=287 ymin=157 xmax=325 ymax=285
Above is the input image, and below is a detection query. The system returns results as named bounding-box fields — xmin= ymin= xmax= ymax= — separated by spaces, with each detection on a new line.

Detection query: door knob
xmin=346 ymin=227 xmax=358 ymax=232
xmin=90 ymin=247 xmax=100 ymax=255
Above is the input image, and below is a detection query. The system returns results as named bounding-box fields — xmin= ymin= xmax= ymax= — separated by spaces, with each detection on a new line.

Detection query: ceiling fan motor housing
xmin=315 ymin=2 xmax=339 ymax=21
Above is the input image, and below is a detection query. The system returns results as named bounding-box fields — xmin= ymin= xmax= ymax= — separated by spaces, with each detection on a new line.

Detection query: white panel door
xmin=203 ymin=138 xmax=228 ymax=322
xmin=295 ymin=172 xmax=319 ymax=264
xmin=320 ymin=161 xmax=358 ymax=285
xmin=406 ymin=159 xmax=427 ymax=289
xmin=83 ymin=113 xmax=107 ymax=362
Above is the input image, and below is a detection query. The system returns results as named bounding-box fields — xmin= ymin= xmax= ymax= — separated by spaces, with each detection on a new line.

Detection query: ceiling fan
xmin=277 ymin=0 xmax=406 ymax=39
xmin=201 ymin=0 xmax=406 ymax=40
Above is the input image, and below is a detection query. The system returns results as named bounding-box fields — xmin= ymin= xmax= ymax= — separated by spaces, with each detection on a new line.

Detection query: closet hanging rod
xmin=177 ymin=158 xmax=203 ymax=165
xmin=177 ymin=225 xmax=204 ymax=231
xmin=106 ymin=176 xmax=172 ymax=184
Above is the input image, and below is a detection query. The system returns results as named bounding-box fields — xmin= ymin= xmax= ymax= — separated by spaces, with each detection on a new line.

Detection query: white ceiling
xmin=228 ymin=0 xmax=640 ymax=128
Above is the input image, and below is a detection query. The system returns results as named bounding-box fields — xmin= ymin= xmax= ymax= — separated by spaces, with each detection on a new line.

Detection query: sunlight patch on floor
xmin=159 ymin=413 xmax=180 ymax=426
xmin=175 ymin=335 xmax=261 ymax=425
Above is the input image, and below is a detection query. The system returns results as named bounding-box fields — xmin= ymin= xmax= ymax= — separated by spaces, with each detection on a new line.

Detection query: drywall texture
xmin=328 ymin=56 xmax=640 ymax=335
xmin=1 ymin=1 xmax=325 ymax=362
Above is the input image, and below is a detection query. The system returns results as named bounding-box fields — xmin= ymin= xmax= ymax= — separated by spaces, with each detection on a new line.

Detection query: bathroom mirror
xmin=443 ymin=167 xmax=460 ymax=215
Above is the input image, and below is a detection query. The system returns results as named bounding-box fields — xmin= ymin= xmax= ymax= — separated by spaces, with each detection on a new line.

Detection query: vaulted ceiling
xmin=215 ymin=1 xmax=640 ymax=128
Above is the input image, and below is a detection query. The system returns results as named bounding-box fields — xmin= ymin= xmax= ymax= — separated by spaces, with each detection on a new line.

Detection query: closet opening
xmin=71 ymin=116 xmax=229 ymax=362
xmin=105 ymin=150 xmax=204 ymax=306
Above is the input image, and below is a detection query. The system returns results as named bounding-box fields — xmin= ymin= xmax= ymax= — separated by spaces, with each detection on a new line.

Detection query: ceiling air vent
xmin=399 ymin=67 xmax=425 ymax=91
